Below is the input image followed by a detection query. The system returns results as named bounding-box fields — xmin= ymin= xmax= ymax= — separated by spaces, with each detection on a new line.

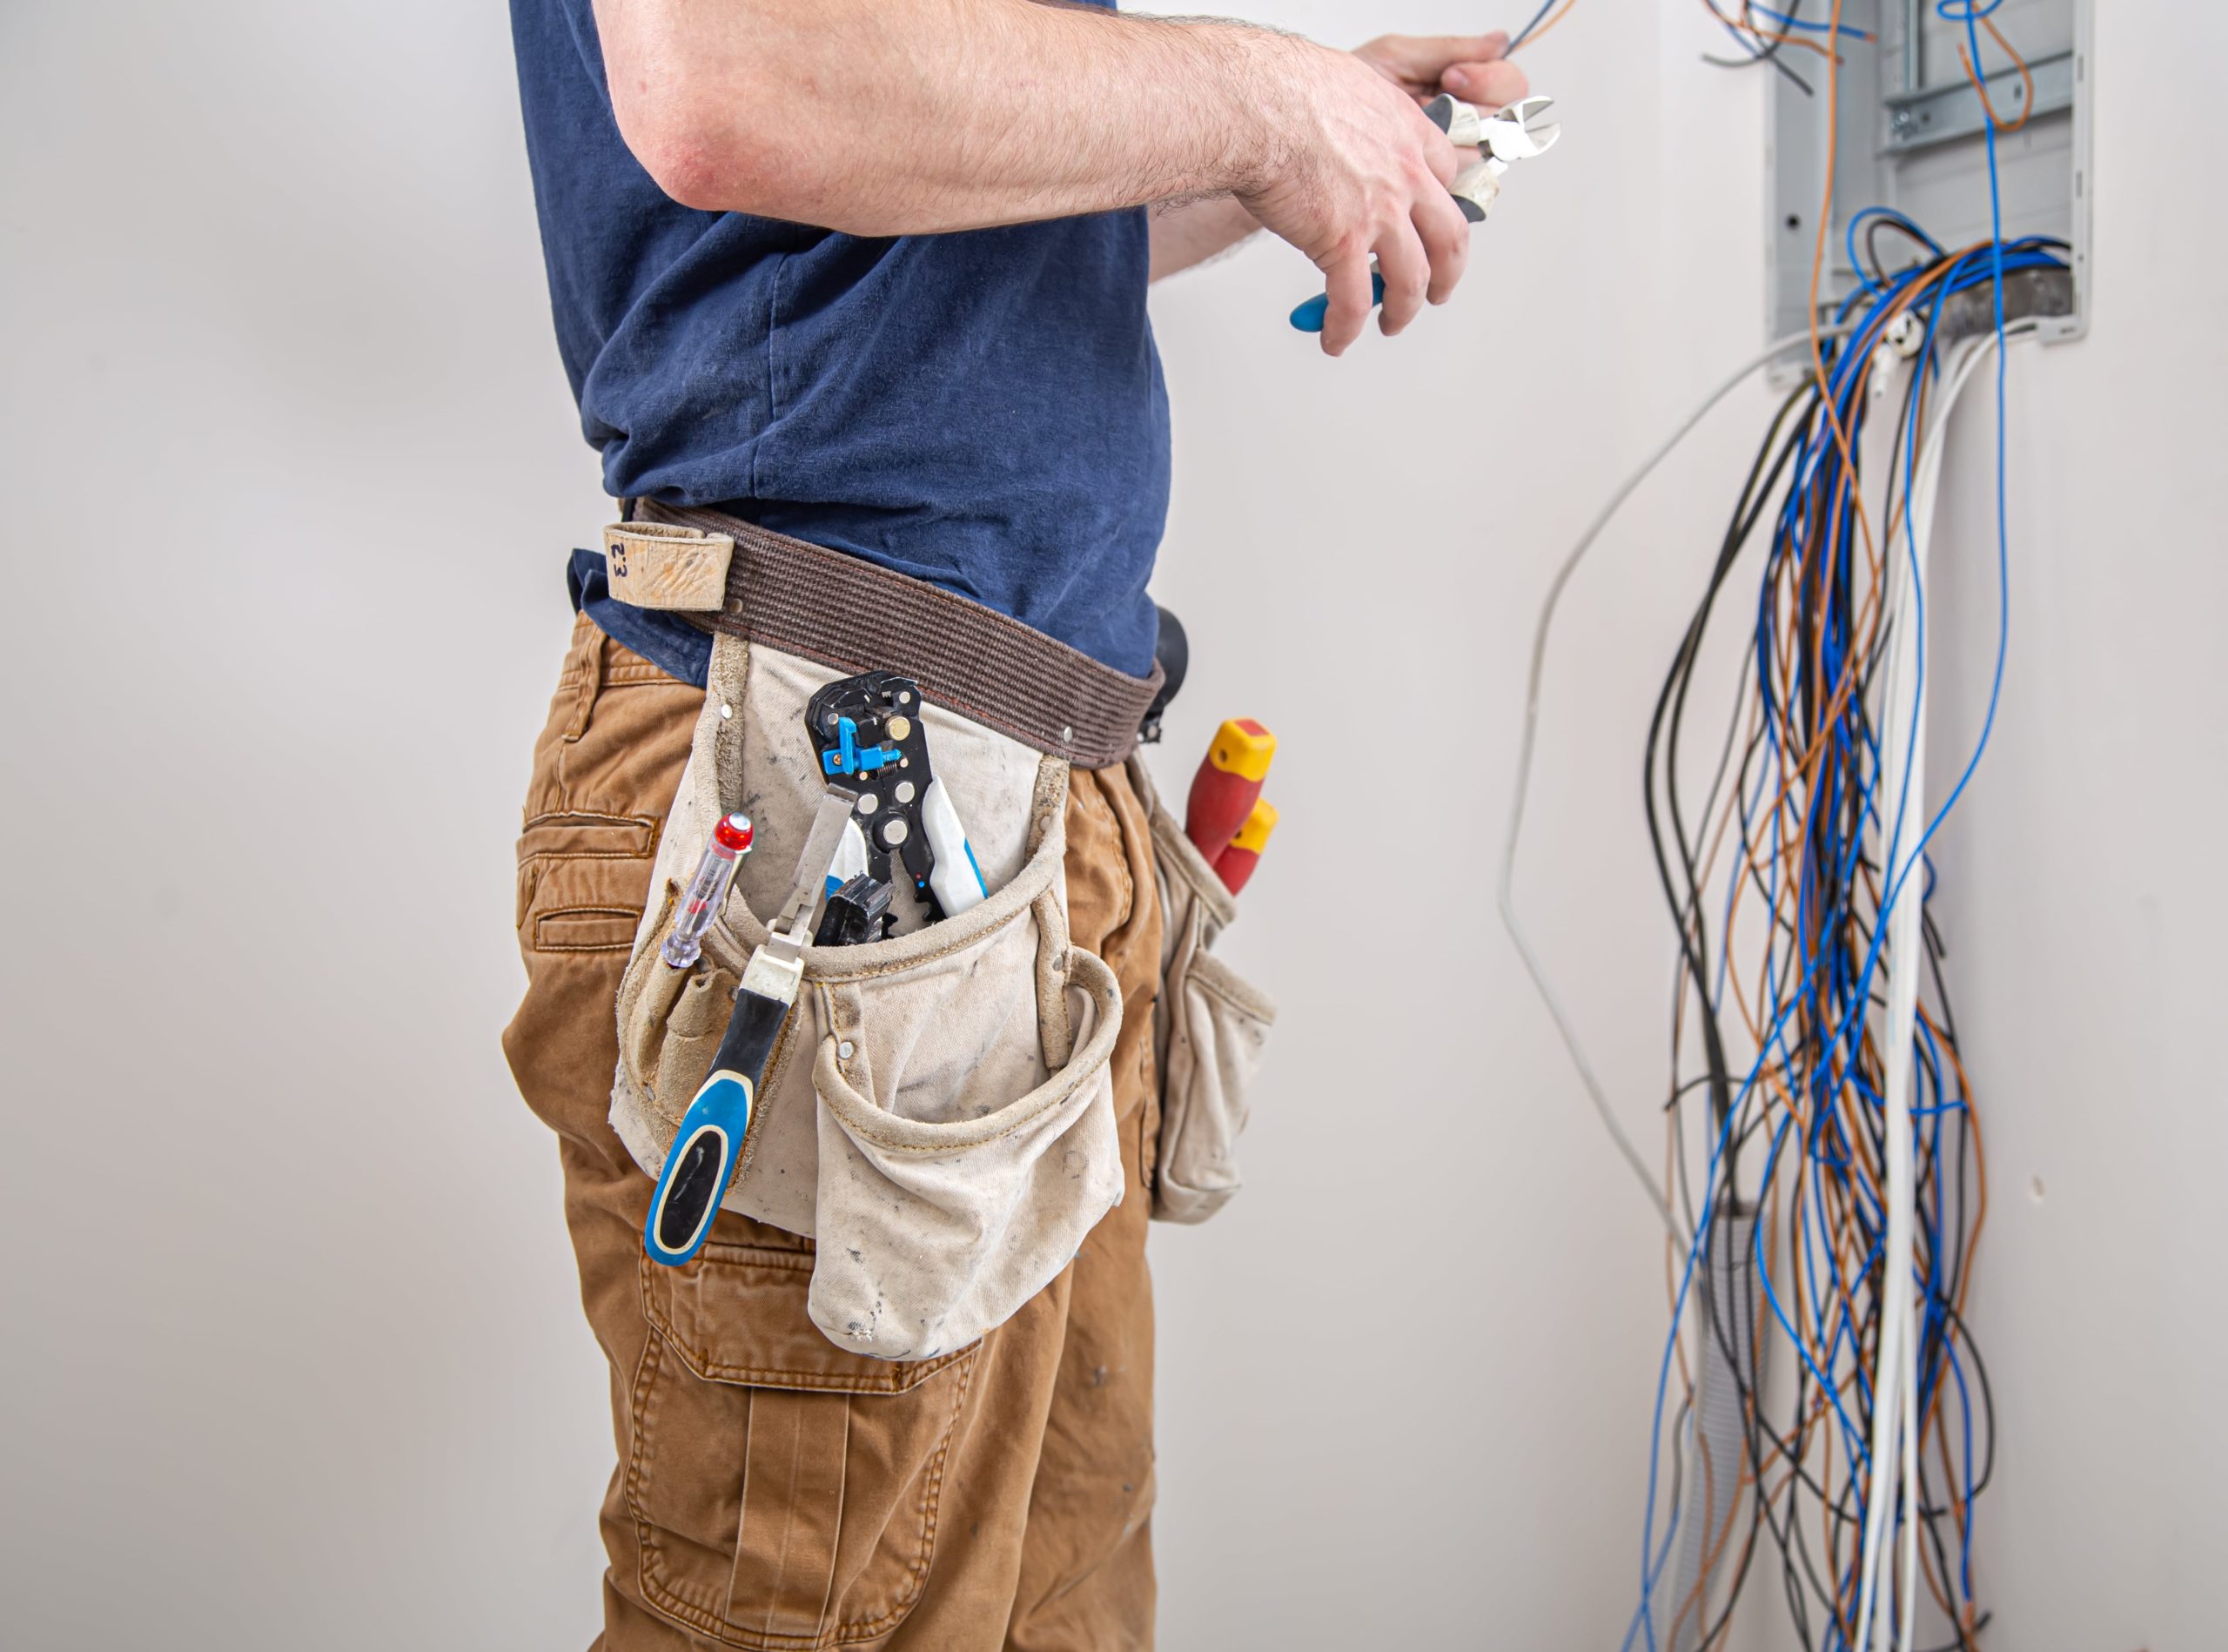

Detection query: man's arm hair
xmin=594 ymin=0 xmax=1290 ymax=233
xmin=593 ymin=0 xmax=1479 ymax=355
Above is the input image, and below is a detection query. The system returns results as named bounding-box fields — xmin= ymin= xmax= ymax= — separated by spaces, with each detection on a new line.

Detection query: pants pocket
xmin=628 ymin=1241 xmax=976 ymax=1649
xmin=1133 ymin=756 xmax=1279 ymax=1224
xmin=517 ymin=814 xmax=662 ymax=953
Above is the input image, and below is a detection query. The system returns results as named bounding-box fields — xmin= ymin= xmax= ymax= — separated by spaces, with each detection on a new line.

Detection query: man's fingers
xmin=1419 ymin=118 xmax=1463 ymax=190
xmin=1318 ymin=252 xmax=1374 ymax=357
xmin=1415 ymin=191 xmax=1471 ymax=307
xmin=1373 ymin=225 xmax=1430 ymax=336
xmin=1442 ymin=57 xmax=1530 ymax=107
xmin=1360 ymin=31 xmax=1510 ymax=85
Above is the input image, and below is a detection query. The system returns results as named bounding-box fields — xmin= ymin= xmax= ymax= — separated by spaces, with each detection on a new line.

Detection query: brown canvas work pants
xmin=504 ymin=614 xmax=1164 ymax=1650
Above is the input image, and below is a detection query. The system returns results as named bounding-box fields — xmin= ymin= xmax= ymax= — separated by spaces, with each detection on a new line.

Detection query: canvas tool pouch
xmin=1126 ymin=756 xmax=1278 ymax=1224
xmin=602 ymin=517 xmax=1143 ymax=1362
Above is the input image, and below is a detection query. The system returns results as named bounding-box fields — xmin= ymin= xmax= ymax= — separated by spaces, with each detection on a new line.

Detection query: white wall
xmin=1 ymin=3 xmax=2218 ymax=1648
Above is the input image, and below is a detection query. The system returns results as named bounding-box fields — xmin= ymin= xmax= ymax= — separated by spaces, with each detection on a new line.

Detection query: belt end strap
xmin=603 ymin=521 xmax=735 ymax=612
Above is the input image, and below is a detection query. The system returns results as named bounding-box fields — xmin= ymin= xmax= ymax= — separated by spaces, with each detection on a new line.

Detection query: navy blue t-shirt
xmin=510 ymin=0 xmax=1170 ymax=676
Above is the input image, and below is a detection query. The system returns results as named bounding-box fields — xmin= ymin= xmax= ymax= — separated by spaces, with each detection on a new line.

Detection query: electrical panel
xmin=1766 ymin=0 xmax=2090 ymax=350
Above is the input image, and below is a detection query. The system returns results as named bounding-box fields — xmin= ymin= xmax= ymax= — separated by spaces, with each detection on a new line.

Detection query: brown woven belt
xmin=629 ymin=500 xmax=1162 ymax=768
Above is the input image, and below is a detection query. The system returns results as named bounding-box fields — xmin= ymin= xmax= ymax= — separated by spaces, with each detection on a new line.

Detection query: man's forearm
xmin=1149 ymin=196 xmax=1262 ymax=281
xmin=595 ymin=0 xmax=1292 ymax=233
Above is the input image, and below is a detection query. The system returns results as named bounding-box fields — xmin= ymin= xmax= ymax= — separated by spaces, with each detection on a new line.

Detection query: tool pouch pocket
xmin=610 ymin=628 xmax=1126 ymax=1361
xmin=1131 ymin=756 xmax=1278 ymax=1224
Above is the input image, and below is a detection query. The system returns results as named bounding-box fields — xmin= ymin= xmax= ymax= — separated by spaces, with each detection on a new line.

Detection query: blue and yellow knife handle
xmin=1289 ymin=270 xmax=1386 ymax=333
xmin=644 ymin=984 xmax=790 ymax=1266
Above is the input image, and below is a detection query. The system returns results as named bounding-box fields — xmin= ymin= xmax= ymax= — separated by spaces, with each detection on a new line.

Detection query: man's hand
xmin=1351 ymin=31 xmax=1530 ymax=110
xmin=595 ymin=0 xmax=1528 ymax=356
xmin=1150 ymin=28 xmax=1532 ymax=339
xmin=1235 ymin=41 xmax=1469 ymax=355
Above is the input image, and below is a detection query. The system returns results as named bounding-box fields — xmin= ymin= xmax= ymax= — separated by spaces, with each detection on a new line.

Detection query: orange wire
xmin=1661 ymin=113 xmax=2003 ymax=1622
xmin=1803 ymin=0 xmax=1886 ymax=617
xmin=1957 ymin=12 xmax=2035 ymax=136
xmin=1510 ymin=0 xmax=1580 ymax=56
xmin=1694 ymin=0 xmax=1853 ymax=63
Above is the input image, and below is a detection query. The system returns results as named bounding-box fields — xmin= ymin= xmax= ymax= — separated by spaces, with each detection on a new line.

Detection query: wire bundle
xmin=1493 ymin=4 xmax=2063 ymax=1644
xmin=1623 ymin=4 xmax=2061 ymax=1642
xmin=1626 ymin=218 xmax=2064 ymax=1652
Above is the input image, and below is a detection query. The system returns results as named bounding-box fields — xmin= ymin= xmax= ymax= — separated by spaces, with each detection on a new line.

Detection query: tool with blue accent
xmin=644 ymin=784 xmax=857 ymax=1266
xmin=1290 ymin=92 xmax=1561 ymax=333
xmin=647 ymin=668 xmax=991 ymax=1266
xmin=806 ymin=670 xmax=989 ymax=923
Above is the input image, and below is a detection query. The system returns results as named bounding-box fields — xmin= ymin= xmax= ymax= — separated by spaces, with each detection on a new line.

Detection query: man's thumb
xmin=1388 ymin=31 xmax=1510 ymax=77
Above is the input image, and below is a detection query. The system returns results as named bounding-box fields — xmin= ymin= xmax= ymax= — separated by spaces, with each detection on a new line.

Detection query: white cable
xmin=1501 ymin=314 xmax=2029 ymax=1642
xmin=1849 ymin=325 xmax=2024 ymax=1652
xmin=1496 ymin=329 xmax=1850 ymax=1251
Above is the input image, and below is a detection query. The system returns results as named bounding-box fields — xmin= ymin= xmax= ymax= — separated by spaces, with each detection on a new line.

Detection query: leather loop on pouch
xmin=603 ymin=521 xmax=735 ymax=611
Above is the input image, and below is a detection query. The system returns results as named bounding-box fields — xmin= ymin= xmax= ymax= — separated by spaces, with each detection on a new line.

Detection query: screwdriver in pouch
xmin=1185 ymin=718 xmax=1276 ymax=858
xmin=1214 ymin=798 xmax=1279 ymax=895
xmin=661 ymin=813 xmax=754 ymax=969
xmin=645 ymin=786 xmax=856 ymax=1267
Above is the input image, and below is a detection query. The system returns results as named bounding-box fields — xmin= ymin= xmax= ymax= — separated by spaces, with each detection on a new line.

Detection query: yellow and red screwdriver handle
xmin=1185 ymin=719 xmax=1275 ymax=856
xmin=1215 ymin=799 xmax=1278 ymax=895
xmin=1185 ymin=718 xmax=1279 ymax=894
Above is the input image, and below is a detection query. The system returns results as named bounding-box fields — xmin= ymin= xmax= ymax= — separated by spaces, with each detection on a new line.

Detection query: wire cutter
xmin=1290 ymin=93 xmax=1562 ymax=333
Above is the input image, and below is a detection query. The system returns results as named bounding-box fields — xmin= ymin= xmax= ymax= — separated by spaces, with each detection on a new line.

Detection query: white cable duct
xmin=1496 ymin=328 xmax=1853 ymax=1253
xmin=1850 ymin=326 xmax=2023 ymax=1652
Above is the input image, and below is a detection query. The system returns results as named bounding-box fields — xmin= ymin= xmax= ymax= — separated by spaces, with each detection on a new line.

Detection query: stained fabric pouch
xmin=1129 ymin=755 xmax=1278 ymax=1224
xmin=610 ymin=625 xmax=1126 ymax=1362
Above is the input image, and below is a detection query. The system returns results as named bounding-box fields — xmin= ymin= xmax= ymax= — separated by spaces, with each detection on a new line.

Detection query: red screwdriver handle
xmin=1185 ymin=718 xmax=1276 ymax=857
xmin=1213 ymin=799 xmax=1279 ymax=895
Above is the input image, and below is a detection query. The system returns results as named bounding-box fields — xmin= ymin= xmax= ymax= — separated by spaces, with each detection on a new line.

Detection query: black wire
xmin=1647 ymin=381 xmax=1816 ymax=1168
xmin=1654 ymin=438 xmax=1852 ymax=1644
xmin=1865 ymin=215 xmax=1939 ymax=287
xmin=1507 ymin=0 xmax=1557 ymax=51
xmin=1650 ymin=258 xmax=2001 ymax=1646
xmin=1700 ymin=0 xmax=1817 ymax=97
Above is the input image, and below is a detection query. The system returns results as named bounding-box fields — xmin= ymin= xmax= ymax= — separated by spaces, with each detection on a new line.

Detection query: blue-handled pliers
xmin=1291 ymin=93 xmax=1563 ymax=333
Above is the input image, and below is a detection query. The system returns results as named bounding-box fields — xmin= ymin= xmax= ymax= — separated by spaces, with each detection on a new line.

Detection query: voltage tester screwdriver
xmin=660 ymin=812 xmax=754 ymax=970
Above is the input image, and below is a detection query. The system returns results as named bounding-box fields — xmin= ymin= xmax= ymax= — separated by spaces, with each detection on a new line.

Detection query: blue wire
xmin=1624 ymin=104 xmax=2053 ymax=1622
xmin=1508 ymin=0 xmax=1557 ymax=50
xmin=1745 ymin=3 xmax=1871 ymax=36
xmin=1903 ymin=0 xmax=2014 ymax=895
xmin=1846 ymin=207 xmax=1944 ymax=292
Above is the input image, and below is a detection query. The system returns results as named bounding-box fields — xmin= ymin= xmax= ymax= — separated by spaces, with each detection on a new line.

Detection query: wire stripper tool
xmin=644 ymin=670 xmax=992 ymax=1266
xmin=807 ymin=671 xmax=988 ymax=925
